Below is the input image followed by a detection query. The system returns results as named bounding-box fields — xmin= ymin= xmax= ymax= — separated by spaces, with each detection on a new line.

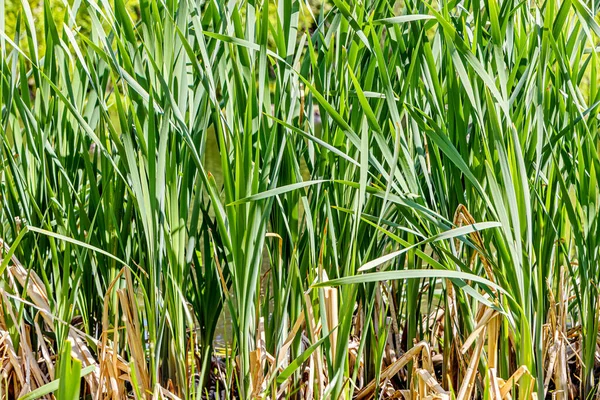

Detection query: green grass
xmin=1 ymin=0 xmax=600 ymax=398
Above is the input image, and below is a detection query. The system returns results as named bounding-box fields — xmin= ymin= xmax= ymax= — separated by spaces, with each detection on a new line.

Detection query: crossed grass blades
xmin=1 ymin=0 xmax=600 ymax=398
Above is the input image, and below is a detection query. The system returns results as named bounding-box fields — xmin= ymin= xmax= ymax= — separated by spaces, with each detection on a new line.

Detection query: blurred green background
xmin=3 ymin=0 xmax=327 ymax=55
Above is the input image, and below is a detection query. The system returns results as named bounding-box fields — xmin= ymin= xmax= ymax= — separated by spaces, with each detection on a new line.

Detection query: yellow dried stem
xmin=323 ymin=287 xmax=339 ymax=361
xmin=117 ymin=283 xmax=150 ymax=398
xmin=499 ymin=365 xmax=530 ymax=399
xmin=488 ymin=368 xmax=502 ymax=400
xmin=356 ymin=341 xmax=431 ymax=400
xmin=417 ymin=368 xmax=448 ymax=398
xmin=461 ymin=308 xmax=496 ymax=354
xmin=488 ymin=314 xmax=500 ymax=371
xmin=418 ymin=368 xmax=427 ymax=398
xmin=457 ymin=326 xmax=486 ymax=400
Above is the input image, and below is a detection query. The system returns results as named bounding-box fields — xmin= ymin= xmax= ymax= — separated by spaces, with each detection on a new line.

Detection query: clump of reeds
xmin=1 ymin=0 xmax=599 ymax=398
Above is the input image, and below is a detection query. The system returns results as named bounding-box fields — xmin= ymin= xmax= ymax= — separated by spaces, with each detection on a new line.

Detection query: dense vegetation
xmin=1 ymin=0 xmax=600 ymax=398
